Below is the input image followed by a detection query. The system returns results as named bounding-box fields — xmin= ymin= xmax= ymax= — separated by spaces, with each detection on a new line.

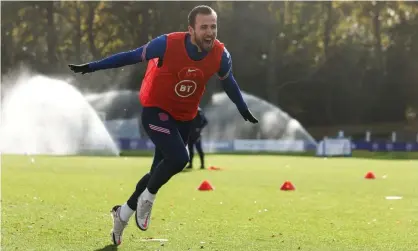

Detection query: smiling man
xmin=68 ymin=5 xmax=258 ymax=245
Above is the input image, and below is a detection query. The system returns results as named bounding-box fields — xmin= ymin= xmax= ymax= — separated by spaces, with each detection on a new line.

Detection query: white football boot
xmin=135 ymin=194 xmax=154 ymax=231
xmin=110 ymin=205 xmax=128 ymax=245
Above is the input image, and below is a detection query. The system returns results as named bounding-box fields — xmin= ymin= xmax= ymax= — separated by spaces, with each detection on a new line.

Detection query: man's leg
xmin=110 ymin=139 xmax=164 ymax=245
xmin=124 ymin=114 xmax=166 ymax=213
xmin=122 ymin=148 xmax=163 ymax=213
xmin=186 ymin=139 xmax=195 ymax=169
xmin=135 ymin=107 xmax=191 ymax=230
xmin=194 ymin=137 xmax=205 ymax=169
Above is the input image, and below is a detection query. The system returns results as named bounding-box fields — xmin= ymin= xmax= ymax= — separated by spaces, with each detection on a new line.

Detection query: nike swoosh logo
xmin=143 ymin=215 xmax=149 ymax=228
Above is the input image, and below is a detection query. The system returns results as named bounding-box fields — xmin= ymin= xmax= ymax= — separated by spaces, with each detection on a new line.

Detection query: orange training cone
xmin=365 ymin=171 xmax=376 ymax=179
xmin=280 ymin=181 xmax=295 ymax=191
xmin=209 ymin=166 xmax=222 ymax=171
xmin=198 ymin=180 xmax=214 ymax=191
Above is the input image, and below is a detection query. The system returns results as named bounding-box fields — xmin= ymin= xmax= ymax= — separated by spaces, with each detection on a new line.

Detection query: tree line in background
xmin=1 ymin=1 xmax=418 ymax=127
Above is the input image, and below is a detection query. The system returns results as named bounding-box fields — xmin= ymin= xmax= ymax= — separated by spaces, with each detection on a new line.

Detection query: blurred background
xmin=1 ymin=1 xmax=418 ymax=155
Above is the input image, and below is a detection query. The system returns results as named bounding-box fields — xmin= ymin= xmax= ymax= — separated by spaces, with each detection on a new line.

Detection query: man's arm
xmin=218 ymin=48 xmax=258 ymax=123
xmin=68 ymin=35 xmax=167 ymax=74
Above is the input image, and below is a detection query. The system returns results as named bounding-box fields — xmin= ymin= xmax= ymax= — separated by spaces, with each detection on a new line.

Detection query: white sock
xmin=119 ymin=203 xmax=134 ymax=222
xmin=142 ymin=188 xmax=156 ymax=202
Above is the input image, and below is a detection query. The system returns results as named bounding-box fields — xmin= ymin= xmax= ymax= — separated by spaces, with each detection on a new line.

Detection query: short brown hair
xmin=188 ymin=5 xmax=216 ymax=28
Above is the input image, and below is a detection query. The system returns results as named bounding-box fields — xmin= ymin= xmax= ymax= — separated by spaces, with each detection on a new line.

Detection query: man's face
xmin=189 ymin=13 xmax=217 ymax=52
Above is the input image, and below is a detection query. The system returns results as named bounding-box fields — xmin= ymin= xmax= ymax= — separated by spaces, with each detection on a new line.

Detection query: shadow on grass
xmin=93 ymin=244 xmax=118 ymax=251
xmin=180 ymin=167 xmax=208 ymax=175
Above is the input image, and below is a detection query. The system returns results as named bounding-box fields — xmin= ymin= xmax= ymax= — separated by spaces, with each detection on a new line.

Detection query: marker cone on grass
xmin=198 ymin=180 xmax=214 ymax=191
xmin=280 ymin=181 xmax=295 ymax=191
xmin=365 ymin=171 xmax=376 ymax=179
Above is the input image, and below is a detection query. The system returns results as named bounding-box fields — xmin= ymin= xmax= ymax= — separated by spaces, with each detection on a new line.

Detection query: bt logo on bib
xmin=175 ymin=67 xmax=204 ymax=98
xmin=175 ymin=80 xmax=197 ymax=97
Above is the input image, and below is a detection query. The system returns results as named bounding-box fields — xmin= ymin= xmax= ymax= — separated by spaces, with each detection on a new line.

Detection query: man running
xmin=68 ymin=5 xmax=258 ymax=245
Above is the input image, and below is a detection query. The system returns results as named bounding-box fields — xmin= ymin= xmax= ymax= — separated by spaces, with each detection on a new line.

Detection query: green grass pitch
xmin=1 ymin=154 xmax=418 ymax=251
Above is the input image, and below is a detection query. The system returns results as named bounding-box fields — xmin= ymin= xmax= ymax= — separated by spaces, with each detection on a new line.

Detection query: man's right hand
xmin=68 ymin=64 xmax=93 ymax=74
xmin=239 ymin=109 xmax=259 ymax=124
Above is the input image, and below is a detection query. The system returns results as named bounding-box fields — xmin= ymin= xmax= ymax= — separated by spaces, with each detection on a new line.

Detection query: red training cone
xmin=365 ymin=171 xmax=376 ymax=179
xmin=280 ymin=181 xmax=295 ymax=191
xmin=198 ymin=180 xmax=214 ymax=191
xmin=209 ymin=166 xmax=222 ymax=171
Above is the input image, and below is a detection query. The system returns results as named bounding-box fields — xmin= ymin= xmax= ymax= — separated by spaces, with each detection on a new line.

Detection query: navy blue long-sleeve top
xmin=88 ymin=33 xmax=248 ymax=112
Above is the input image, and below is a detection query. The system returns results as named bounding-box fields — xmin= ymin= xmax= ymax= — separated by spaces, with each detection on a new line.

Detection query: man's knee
xmin=175 ymin=151 xmax=190 ymax=166
xmin=170 ymin=150 xmax=189 ymax=171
